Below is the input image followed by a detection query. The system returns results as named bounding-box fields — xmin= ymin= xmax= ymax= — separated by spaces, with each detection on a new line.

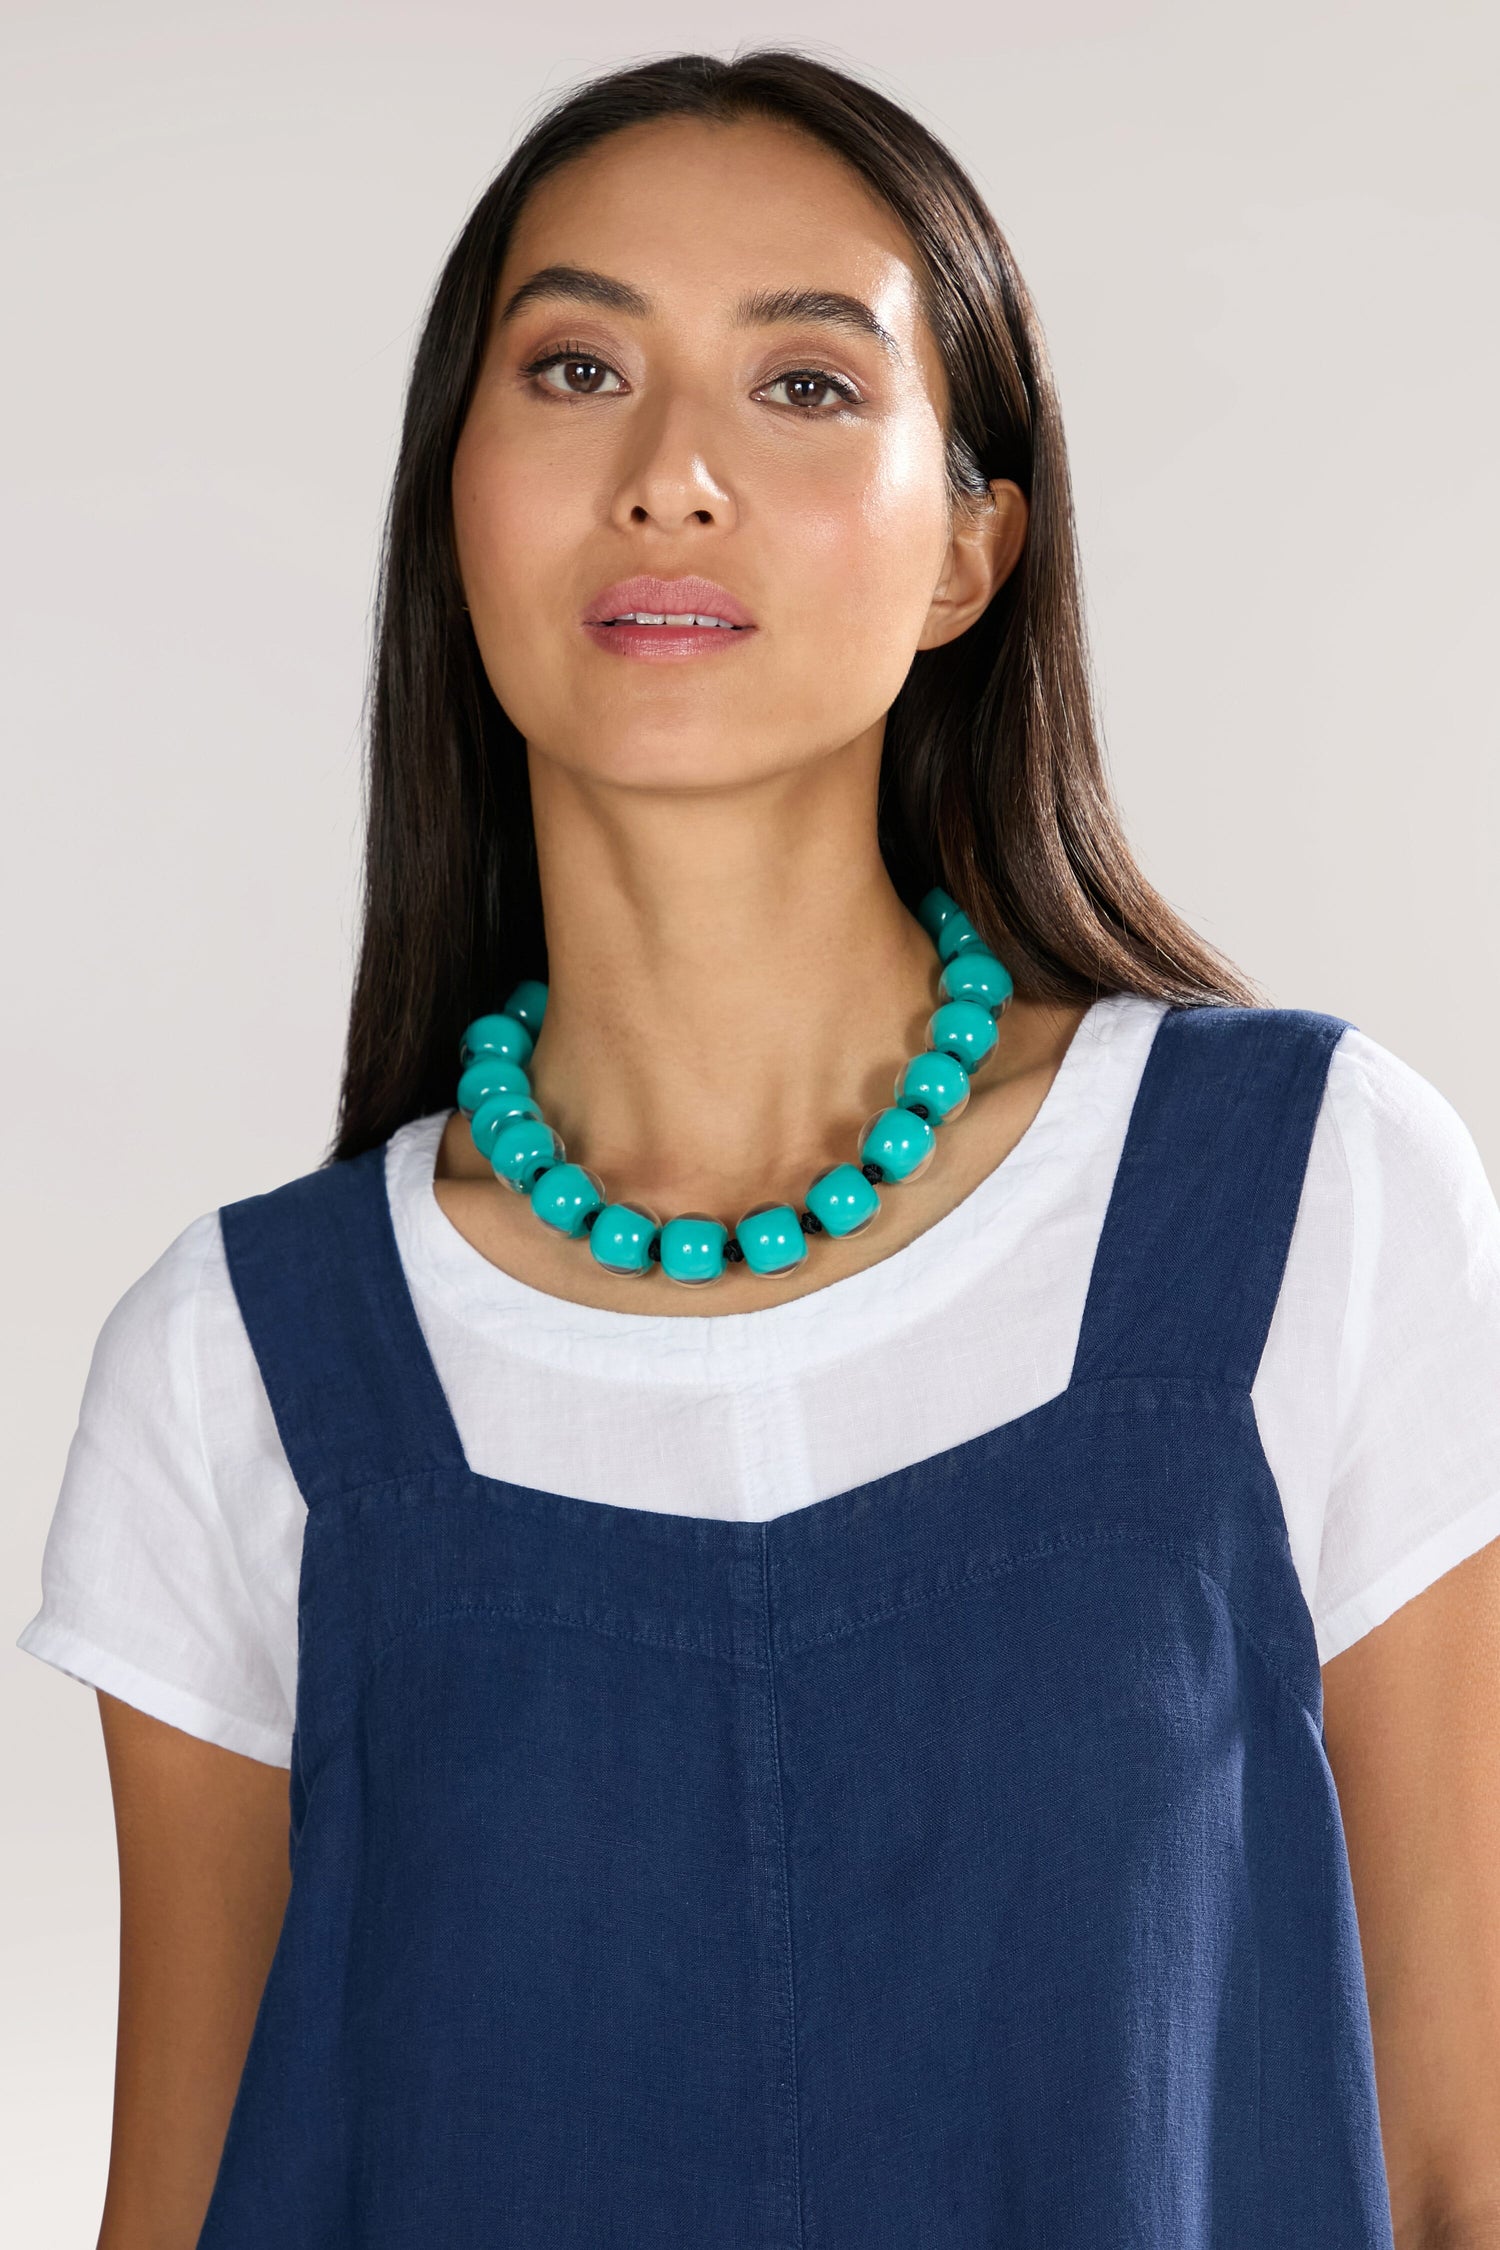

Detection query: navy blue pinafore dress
xmin=198 ymin=1004 xmax=1397 ymax=2248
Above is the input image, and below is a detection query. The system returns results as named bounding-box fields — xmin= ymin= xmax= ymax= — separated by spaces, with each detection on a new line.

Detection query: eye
xmin=756 ymin=368 xmax=861 ymax=412
xmin=524 ymin=350 xmax=626 ymax=398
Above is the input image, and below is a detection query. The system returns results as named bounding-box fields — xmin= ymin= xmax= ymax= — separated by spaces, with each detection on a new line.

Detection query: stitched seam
xmin=341 ymin=1529 xmax=1305 ymax=1688
xmin=302 ymin=1374 xmax=1263 ymax=1514
xmin=361 ymin=1596 xmax=738 ymax=1675
xmin=295 ymin=1524 xmax=1317 ymax=1798
xmin=293 ymin=1601 xmax=743 ymax=1803
xmin=781 ymin=1528 xmax=1320 ymax=1732
xmin=1317 ymin=1049 xmax=1362 ymax=1519
xmin=760 ymin=1525 xmax=806 ymax=2250
xmin=196 ymin=1217 xmax=292 ymax=1737
xmin=1221 ymin=1591 xmax=1330 ymax=1749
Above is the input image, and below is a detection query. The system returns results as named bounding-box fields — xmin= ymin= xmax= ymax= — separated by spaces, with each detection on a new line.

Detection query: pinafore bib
xmin=198 ymin=1003 xmax=1396 ymax=2248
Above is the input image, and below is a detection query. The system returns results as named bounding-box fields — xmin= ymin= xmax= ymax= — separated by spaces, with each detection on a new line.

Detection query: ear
xmin=917 ymin=478 xmax=1029 ymax=651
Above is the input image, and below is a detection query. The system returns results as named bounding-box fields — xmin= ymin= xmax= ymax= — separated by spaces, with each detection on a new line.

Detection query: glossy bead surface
xmin=940 ymin=947 xmax=1014 ymax=1015
xmin=734 ymin=1203 xmax=808 ymax=1277
xmin=935 ymin=911 xmax=985 ymax=965
xmin=457 ymin=1057 xmax=530 ymax=1118
xmin=895 ymin=1049 xmax=970 ymax=1124
xmin=588 ymin=1203 xmax=660 ymax=1276
xmin=929 ymin=998 xmax=999 ymax=1071
xmin=916 ymin=886 xmax=964 ymax=943
xmin=659 ymin=1214 xmax=728 ymax=1285
xmin=531 ymin=1161 xmax=604 ymax=1237
xmin=859 ymin=1105 xmax=937 ymax=1183
xmin=805 ymin=1163 xmax=881 ymax=1238
xmin=503 ymin=979 xmax=548 ymax=1035
xmin=489 ymin=1116 xmax=561 ymax=1194
xmin=469 ymin=1090 xmax=541 ymax=1157
xmin=460 ymin=1011 xmax=534 ymax=1069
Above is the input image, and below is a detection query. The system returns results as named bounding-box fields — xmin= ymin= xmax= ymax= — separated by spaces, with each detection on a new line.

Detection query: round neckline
xmin=389 ymin=992 xmax=1166 ymax=1364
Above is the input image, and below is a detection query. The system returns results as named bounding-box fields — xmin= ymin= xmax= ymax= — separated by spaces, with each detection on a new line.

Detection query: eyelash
xmin=519 ymin=345 xmax=863 ymax=412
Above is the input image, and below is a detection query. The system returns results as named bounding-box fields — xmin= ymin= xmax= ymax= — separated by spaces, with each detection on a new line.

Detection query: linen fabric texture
xmin=184 ymin=1003 xmax=1393 ymax=2246
xmin=17 ymin=993 xmax=1500 ymax=1771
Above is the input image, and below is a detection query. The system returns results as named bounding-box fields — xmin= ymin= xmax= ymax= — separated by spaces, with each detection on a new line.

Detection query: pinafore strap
xmin=218 ymin=1138 xmax=468 ymax=1512
xmin=1070 ymin=1004 xmax=1351 ymax=1392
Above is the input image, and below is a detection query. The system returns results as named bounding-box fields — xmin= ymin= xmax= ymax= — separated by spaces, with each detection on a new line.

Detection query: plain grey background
xmin=4 ymin=0 xmax=1495 ymax=2234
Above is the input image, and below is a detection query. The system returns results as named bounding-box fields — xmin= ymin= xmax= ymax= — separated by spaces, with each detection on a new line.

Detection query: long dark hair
xmin=329 ymin=47 xmax=1261 ymax=1164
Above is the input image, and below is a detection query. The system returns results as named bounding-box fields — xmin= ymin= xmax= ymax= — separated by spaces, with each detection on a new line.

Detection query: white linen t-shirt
xmin=17 ymin=992 xmax=1500 ymax=1769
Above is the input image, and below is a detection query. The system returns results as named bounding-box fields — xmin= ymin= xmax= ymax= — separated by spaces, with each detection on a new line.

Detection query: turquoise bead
xmin=588 ymin=1204 xmax=659 ymax=1275
xmin=929 ymin=999 xmax=999 ymax=1070
xmin=460 ymin=1011 xmax=534 ymax=1069
xmin=735 ymin=1204 xmax=808 ymax=1277
xmin=503 ymin=978 xmax=548 ymax=1035
xmin=935 ymin=910 xmax=985 ymax=964
xmin=457 ymin=1056 xmax=530 ymax=1118
xmin=806 ymin=1163 xmax=881 ymax=1237
xmin=469 ymin=1090 xmax=541 ymax=1156
xmin=895 ymin=1049 xmax=971 ymax=1123
xmin=860 ymin=1105 xmax=936 ymax=1182
xmin=940 ymin=947 xmax=1014 ymax=1014
xmin=489 ymin=1116 xmax=560 ymax=1193
xmin=530 ymin=1161 xmax=603 ymax=1237
xmin=916 ymin=885 xmax=964 ymax=943
xmin=659 ymin=1215 xmax=728 ymax=1284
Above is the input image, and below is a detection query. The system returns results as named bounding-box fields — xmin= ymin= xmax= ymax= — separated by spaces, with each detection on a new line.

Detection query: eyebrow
xmin=496 ymin=265 xmax=899 ymax=357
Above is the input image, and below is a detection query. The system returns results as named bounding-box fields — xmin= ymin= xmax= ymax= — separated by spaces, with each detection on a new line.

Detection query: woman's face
xmin=452 ymin=115 xmax=1022 ymax=788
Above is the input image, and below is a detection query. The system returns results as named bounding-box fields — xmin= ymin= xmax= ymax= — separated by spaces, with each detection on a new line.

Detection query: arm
xmin=1323 ymin=1534 xmax=1500 ymax=2250
xmin=94 ymin=1691 xmax=292 ymax=2250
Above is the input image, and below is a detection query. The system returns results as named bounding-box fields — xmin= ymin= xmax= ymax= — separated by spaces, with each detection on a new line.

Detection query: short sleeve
xmin=1311 ymin=1029 xmax=1500 ymax=1660
xmin=14 ymin=1212 xmax=296 ymax=1764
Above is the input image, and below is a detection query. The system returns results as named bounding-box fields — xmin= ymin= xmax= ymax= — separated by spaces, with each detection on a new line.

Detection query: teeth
xmin=606 ymin=612 xmax=737 ymax=628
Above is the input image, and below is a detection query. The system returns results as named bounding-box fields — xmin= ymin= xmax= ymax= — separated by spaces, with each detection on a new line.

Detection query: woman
xmin=18 ymin=48 xmax=1500 ymax=2250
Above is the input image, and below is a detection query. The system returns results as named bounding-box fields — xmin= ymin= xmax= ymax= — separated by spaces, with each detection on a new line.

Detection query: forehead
xmin=497 ymin=114 xmax=932 ymax=352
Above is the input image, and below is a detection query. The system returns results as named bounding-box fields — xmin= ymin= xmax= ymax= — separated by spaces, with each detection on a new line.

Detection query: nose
xmin=608 ymin=390 xmax=735 ymax=534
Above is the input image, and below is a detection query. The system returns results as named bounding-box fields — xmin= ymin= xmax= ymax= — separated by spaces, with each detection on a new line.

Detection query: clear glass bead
xmin=733 ymin=1201 xmax=808 ymax=1277
xmin=588 ymin=1202 xmax=662 ymax=1278
xmin=805 ymin=1163 xmax=881 ymax=1238
xmin=658 ymin=1212 xmax=729 ymax=1286
xmin=893 ymin=1049 xmax=970 ymax=1125
xmin=490 ymin=1118 xmax=563 ymax=1195
xmin=858 ymin=1105 xmax=937 ymax=1183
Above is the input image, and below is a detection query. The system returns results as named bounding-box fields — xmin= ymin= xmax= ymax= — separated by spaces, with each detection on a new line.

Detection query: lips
xmin=582 ymin=575 xmax=755 ymax=633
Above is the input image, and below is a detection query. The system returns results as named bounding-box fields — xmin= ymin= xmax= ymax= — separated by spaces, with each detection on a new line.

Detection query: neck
xmin=517 ymin=733 xmax=947 ymax=1223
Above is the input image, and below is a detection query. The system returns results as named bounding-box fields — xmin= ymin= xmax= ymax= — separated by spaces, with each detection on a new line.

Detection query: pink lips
xmin=584 ymin=573 xmax=755 ymax=629
xmin=581 ymin=574 xmax=756 ymax=661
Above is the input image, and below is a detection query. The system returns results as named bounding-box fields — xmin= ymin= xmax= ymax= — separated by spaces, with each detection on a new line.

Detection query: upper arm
xmin=1323 ymin=1532 xmax=1500 ymax=2247
xmin=15 ymin=1213 xmax=298 ymax=1766
xmin=1301 ymin=1032 xmax=1500 ymax=2240
xmin=95 ymin=1690 xmax=292 ymax=2250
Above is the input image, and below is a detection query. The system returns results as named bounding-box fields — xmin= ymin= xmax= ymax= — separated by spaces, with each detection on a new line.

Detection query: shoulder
xmin=1315 ymin=1022 xmax=1500 ymax=1382
xmin=19 ymin=1205 xmax=302 ymax=1764
xmin=1157 ymin=999 xmax=1351 ymax=1062
xmin=1273 ymin=1016 xmax=1500 ymax=1292
xmin=1280 ymin=1013 xmax=1500 ymax=1366
xmin=215 ymin=1118 xmax=451 ymax=1307
xmin=87 ymin=1208 xmax=222 ymax=1402
xmin=1159 ymin=1002 xmax=1493 ymax=1205
xmin=1322 ymin=1022 xmax=1495 ymax=1207
xmin=75 ymin=1205 xmax=272 ymax=1480
xmin=215 ymin=1122 xmax=453 ymax=1245
xmin=1251 ymin=1015 xmax=1500 ymax=1662
xmin=218 ymin=1141 xmax=387 ymax=1233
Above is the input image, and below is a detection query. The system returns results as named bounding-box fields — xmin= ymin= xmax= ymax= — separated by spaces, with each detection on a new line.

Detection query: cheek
xmin=451 ymin=420 xmax=588 ymax=618
xmin=769 ymin=420 xmax=951 ymax=667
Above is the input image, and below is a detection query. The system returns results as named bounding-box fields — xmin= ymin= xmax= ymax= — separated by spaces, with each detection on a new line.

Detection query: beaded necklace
xmin=454 ymin=886 xmax=1013 ymax=1286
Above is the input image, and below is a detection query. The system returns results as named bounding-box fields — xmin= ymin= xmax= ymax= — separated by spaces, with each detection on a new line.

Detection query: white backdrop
xmin=3 ymin=1 xmax=1496 ymax=2233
